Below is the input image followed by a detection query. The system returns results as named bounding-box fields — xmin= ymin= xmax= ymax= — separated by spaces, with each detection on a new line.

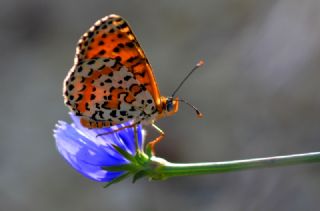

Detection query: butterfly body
xmin=64 ymin=14 xmax=179 ymax=129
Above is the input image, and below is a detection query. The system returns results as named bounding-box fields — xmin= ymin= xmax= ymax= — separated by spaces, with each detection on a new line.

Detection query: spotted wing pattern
xmin=63 ymin=14 xmax=161 ymax=128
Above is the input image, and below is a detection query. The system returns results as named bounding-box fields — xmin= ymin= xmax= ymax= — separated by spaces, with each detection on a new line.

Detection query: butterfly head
xmin=156 ymin=60 xmax=205 ymax=120
xmin=163 ymin=96 xmax=179 ymax=116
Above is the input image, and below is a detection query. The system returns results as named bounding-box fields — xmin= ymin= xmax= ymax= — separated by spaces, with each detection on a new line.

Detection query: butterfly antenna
xmin=171 ymin=60 xmax=204 ymax=97
xmin=177 ymin=98 xmax=203 ymax=118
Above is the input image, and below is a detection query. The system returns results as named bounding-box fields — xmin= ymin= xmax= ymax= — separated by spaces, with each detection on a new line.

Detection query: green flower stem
xmin=152 ymin=152 xmax=320 ymax=179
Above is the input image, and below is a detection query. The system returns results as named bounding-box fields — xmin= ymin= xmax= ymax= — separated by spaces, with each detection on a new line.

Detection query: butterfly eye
xmin=166 ymin=98 xmax=174 ymax=112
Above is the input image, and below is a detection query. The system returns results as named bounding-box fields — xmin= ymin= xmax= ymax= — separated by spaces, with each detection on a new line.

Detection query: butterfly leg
xmin=147 ymin=124 xmax=165 ymax=154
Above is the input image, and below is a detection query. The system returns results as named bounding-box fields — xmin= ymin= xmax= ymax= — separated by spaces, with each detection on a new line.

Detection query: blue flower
xmin=54 ymin=113 xmax=143 ymax=182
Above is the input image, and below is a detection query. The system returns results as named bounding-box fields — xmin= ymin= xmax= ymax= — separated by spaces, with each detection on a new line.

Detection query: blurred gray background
xmin=1 ymin=0 xmax=320 ymax=210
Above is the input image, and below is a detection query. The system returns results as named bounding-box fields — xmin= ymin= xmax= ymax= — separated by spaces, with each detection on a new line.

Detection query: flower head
xmin=54 ymin=113 xmax=143 ymax=183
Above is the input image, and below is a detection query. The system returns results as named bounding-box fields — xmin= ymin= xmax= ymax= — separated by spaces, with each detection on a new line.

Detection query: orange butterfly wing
xmin=64 ymin=14 xmax=168 ymax=128
xmin=75 ymin=14 xmax=162 ymax=112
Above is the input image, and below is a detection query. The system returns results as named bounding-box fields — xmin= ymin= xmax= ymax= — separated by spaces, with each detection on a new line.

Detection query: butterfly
xmin=63 ymin=14 xmax=202 ymax=151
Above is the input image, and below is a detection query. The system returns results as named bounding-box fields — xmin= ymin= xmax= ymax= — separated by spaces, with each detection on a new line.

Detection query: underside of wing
xmin=64 ymin=58 xmax=157 ymax=128
xmin=75 ymin=14 xmax=161 ymax=108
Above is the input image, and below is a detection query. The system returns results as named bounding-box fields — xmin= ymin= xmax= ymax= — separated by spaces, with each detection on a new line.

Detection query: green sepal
xmin=112 ymin=144 xmax=135 ymax=162
xmin=134 ymin=151 xmax=150 ymax=165
xmin=103 ymin=172 xmax=131 ymax=188
xmin=102 ymin=164 xmax=136 ymax=172
xmin=132 ymin=170 xmax=147 ymax=183
xmin=145 ymin=144 xmax=153 ymax=158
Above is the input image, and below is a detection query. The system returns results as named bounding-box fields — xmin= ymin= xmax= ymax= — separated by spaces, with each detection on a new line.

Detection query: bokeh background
xmin=1 ymin=0 xmax=320 ymax=210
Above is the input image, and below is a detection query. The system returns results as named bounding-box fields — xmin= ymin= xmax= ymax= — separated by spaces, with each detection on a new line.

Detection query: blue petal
xmin=53 ymin=113 xmax=143 ymax=182
xmin=55 ymin=132 xmax=123 ymax=182
xmin=54 ymin=121 xmax=127 ymax=166
xmin=69 ymin=113 xmax=142 ymax=156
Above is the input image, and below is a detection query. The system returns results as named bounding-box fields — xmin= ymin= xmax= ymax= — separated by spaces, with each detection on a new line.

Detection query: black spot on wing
xmin=133 ymin=70 xmax=146 ymax=77
xmin=98 ymin=65 xmax=106 ymax=70
xmin=124 ymin=75 xmax=132 ymax=81
xmin=88 ymin=31 xmax=94 ymax=38
xmin=85 ymin=102 xmax=90 ymax=111
xmin=98 ymin=40 xmax=104 ymax=46
xmin=113 ymin=47 xmax=120 ymax=53
xmin=78 ymin=66 xmax=83 ymax=72
xmin=68 ymin=84 xmax=74 ymax=91
xmin=126 ymin=56 xmax=139 ymax=63
xmin=129 ymin=106 xmax=136 ymax=112
xmin=117 ymin=22 xmax=128 ymax=29
xmin=125 ymin=42 xmax=135 ymax=48
xmin=110 ymin=110 xmax=117 ymax=118
xmin=87 ymin=69 xmax=94 ymax=76
xmin=79 ymin=84 xmax=86 ymax=92
xmin=87 ymin=60 xmax=96 ymax=65
xmin=98 ymin=111 xmax=104 ymax=119
xmin=118 ymin=43 xmax=125 ymax=48
xmin=120 ymin=110 xmax=128 ymax=116
xmin=91 ymin=111 xmax=99 ymax=121
xmin=99 ymin=50 xmax=106 ymax=55
xmin=76 ymin=94 xmax=83 ymax=102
